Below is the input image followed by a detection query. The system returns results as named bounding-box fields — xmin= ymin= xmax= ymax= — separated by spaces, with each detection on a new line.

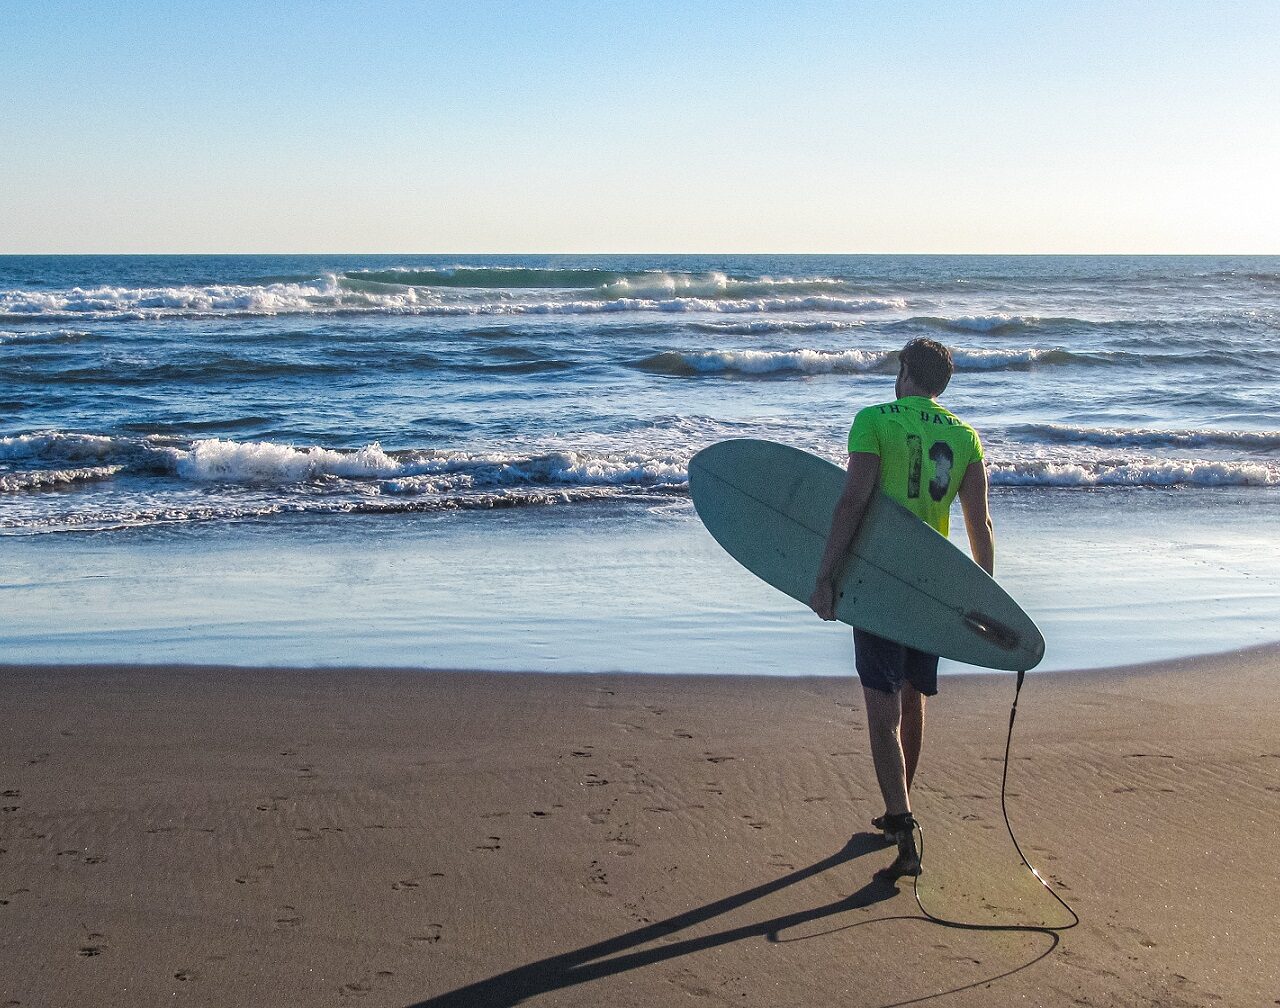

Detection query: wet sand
xmin=1 ymin=645 xmax=1277 ymax=1007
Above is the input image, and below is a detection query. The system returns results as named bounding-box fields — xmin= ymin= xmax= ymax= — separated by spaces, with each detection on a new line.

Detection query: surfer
xmin=808 ymin=338 xmax=993 ymax=877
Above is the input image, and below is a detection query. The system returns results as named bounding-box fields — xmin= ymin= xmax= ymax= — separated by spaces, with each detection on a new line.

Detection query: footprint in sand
xmin=622 ymin=899 xmax=651 ymax=923
xmin=587 ymin=860 xmax=609 ymax=894
xmin=0 ymin=887 xmax=30 ymax=906
xmin=339 ymin=971 xmax=395 ymax=997
xmin=274 ymin=905 xmax=304 ymax=928
xmin=78 ymin=932 xmax=107 ymax=958
xmin=407 ymin=925 xmax=443 ymax=946
xmin=609 ymin=833 xmax=640 ymax=856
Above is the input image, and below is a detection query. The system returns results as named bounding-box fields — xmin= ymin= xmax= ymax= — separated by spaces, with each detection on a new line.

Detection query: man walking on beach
xmin=808 ymin=338 xmax=994 ymax=877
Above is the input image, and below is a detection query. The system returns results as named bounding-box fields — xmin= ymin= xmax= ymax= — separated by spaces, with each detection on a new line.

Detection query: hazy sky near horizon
xmin=3 ymin=1 xmax=1277 ymax=253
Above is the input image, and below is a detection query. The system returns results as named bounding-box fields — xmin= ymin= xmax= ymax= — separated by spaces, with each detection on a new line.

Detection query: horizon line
xmin=2 ymin=250 xmax=1278 ymax=258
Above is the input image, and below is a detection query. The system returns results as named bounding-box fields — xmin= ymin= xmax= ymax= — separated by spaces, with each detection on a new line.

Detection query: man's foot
xmin=872 ymin=811 xmax=910 ymax=843
xmin=878 ymin=814 xmax=921 ymax=877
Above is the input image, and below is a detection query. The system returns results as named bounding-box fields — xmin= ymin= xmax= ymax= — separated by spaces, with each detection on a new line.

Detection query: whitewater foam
xmin=909 ymin=313 xmax=1054 ymax=334
xmin=0 ymin=465 xmax=124 ymax=492
xmin=596 ymin=271 xmax=849 ymax=299
xmin=631 ymin=348 xmax=892 ymax=376
xmin=174 ymin=439 xmax=406 ymax=483
xmin=0 ymin=432 xmax=134 ymax=463
xmin=631 ymin=346 xmax=1073 ymax=376
xmin=0 ymin=277 xmax=906 ymax=323
xmin=1014 ymin=424 xmax=1280 ymax=451
xmin=383 ymin=450 xmax=687 ymax=494
xmin=988 ymin=457 xmax=1280 ymax=488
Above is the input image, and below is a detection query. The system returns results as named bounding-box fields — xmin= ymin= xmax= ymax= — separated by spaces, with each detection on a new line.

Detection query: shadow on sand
xmin=408 ymin=833 xmax=1059 ymax=1008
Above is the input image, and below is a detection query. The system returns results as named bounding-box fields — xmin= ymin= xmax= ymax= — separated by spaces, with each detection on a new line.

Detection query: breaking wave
xmin=0 ymin=275 xmax=905 ymax=322
xmin=904 ymin=313 xmax=1071 ymax=335
xmin=630 ymin=348 xmax=893 ymax=376
xmin=1014 ymin=424 xmax=1280 ymax=451
xmin=345 ymin=267 xmax=853 ymax=300
xmin=0 ymin=465 xmax=124 ymax=492
xmin=988 ymin=458 xmax=1280 ymax=488
xmin=0 ymin=432 xmax=687 ymax=491
xmin=630 ymin=346 xmax=1078 ymax=376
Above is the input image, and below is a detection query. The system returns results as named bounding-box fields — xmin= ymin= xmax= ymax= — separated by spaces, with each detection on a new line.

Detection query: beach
xmin=3 ymin=646 xmax=1277 ymax=1007
xmin=3 ymin=256 xmax=1278 ymax=1005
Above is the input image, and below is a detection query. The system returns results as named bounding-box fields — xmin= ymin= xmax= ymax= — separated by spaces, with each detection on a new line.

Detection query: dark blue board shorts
xmin=854 ymin=629 xmax=940 ymax=697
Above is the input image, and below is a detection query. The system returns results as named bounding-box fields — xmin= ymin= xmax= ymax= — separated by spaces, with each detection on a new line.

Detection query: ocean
xmin=2 ymin=254 xmax=1278 ymax=674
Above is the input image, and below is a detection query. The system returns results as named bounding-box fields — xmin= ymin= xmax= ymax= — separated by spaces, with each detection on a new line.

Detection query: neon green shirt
xmin=847 ymin=396 xmax=984 ymax=535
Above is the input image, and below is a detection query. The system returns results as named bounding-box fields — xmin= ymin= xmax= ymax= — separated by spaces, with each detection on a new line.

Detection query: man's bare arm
xmin=808 ymin=452 xmax=880 ymax=620
xmin=957 ymin=459 xmax=994 ymax=576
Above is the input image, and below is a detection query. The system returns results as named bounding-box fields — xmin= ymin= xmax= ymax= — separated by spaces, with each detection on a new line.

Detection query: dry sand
xmin=2 ymin=645 xmax=1278 ymax=1007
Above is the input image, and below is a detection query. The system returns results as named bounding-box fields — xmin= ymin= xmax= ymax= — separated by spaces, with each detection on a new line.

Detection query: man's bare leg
xmin=900 ymin=682 xmax=925 ymax=792
xmin=862 ymin=686 xmax=910 ymax=816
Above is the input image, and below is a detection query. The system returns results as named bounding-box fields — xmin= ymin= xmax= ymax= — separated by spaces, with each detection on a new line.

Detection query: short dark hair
xmin=899 ymin=338 xmax=953 ymax=396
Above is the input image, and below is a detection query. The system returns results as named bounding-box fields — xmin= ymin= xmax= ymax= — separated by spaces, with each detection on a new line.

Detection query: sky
xmin=2 ymin=0 xmax=1277 ymax=253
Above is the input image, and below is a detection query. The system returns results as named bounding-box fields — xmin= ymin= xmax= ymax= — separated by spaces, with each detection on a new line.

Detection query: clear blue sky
xmin=2 ymin=0 xmax=1277 ymax=252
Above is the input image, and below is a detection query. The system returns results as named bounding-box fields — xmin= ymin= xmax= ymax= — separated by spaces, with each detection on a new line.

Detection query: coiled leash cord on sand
xmin=911 ymin=670 xmax=1080 ymax=933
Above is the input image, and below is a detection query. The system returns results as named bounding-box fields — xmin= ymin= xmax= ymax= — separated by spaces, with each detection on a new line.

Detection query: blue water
xmin=2 ymin=255 xmax=1278 ymax=673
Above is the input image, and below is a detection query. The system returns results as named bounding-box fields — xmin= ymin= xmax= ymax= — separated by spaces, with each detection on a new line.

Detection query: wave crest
xmin=0 ymin=465 xmax=124 ymax=492
xmin=630 ymin=346 xmax=1075 ymax=377
xmin=0 ymin=276 xmax=906 ymax=323
xmin=989 ymin=458 xmax=1280 ymax=488
xmin=1015 ymin=424 xmax=1280 ymax=451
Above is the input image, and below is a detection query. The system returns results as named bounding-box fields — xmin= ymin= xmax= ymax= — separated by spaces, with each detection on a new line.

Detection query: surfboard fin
xmin=962 ymin=610 xmax=1020 ymax=652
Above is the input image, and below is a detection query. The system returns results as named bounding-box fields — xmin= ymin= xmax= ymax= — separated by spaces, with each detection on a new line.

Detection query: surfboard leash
xmin=910 ymin=669 xmax=1080 ymax=933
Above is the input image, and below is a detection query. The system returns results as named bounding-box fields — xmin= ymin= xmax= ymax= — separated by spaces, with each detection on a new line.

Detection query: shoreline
xmin=3 ymin=637 xmax=1277 ymax=683
xmin=3 ymin=644 xmax=1277 ymax=1006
